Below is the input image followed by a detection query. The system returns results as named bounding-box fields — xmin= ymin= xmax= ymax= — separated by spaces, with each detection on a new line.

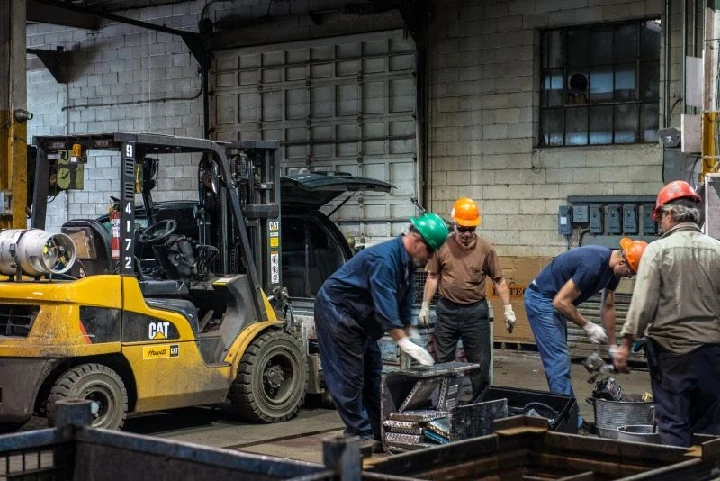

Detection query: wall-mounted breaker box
xmin=623 ymin=204 xmax=638 ymax=234
xmin=607 ymin=204 xmax=622 ymax=234
xmin=643 ymin=204 xmax=657 ymax=235
xmin=572 ymin=205 xmax=589 ymax=223
xmin=589 ymin=205 xmax=603 ymax=233
xmin=558 ymin=205 xmax=572 ymax=235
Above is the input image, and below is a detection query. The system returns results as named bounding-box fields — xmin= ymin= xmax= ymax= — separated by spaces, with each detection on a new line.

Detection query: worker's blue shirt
xmin=533 ymin=245 xmax=619 ymax=305
xmin=317 ymin=235 xmax=413 ymax=340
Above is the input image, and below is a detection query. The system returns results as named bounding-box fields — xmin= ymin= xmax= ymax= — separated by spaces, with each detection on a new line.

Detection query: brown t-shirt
xmin=426 ymin=235 xmax=504 ymax=304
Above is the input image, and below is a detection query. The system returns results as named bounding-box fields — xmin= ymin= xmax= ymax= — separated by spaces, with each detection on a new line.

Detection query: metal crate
xmin=0 ymin=401 xmax=359 ymax=481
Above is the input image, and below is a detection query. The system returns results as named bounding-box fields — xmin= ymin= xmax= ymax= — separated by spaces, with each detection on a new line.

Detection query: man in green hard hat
xmin=314 ymin=213 xmax=448 ymax=450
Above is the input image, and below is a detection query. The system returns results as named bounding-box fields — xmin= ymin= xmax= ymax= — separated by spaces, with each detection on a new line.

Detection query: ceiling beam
xmin=27 ymin=0 xmax=102 ymax=30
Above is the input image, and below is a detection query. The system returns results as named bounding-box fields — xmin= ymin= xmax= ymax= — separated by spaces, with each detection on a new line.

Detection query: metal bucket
xmin=592 ymin=398 xmax=654 ymax=440
xmin=617 ymin=425 xmax=661 ymax=444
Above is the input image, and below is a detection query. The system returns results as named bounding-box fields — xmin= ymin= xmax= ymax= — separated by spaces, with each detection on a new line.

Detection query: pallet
xmin=493 ymin=341 xmax=538 ymax=352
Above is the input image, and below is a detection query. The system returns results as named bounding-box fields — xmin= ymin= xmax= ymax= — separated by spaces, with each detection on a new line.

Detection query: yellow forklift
xmin=0 ymin=133 xmax=307 ymax=430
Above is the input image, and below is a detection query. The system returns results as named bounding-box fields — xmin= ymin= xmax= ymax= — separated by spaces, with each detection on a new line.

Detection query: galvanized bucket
xmin=617 ymin=425 xmax=662 ymax=444
xmin=592 ymin=398 xmax=654 ymax=440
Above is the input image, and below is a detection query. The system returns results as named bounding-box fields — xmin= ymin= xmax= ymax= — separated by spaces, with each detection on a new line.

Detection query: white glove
xmin=608 ymin=345 xmax=618 ymax=359
xmin=397 ymin=337 xmax=435 ymax=366
xmin=504 ymin=305 xmax=516 ymax=333
xmin=407 ymin=326 xmax=421 ymax=341
xmin=583 ymin=321 xmax=608 ymax=344
xmin=418 ymin=302 xmax=430 ymax=327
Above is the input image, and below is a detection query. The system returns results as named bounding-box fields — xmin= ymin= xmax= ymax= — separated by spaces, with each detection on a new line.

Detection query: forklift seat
xmin=61 ymin=219 xmax=112 ymax=276
xmin=145 ymin=298 xmax=199 ymax=334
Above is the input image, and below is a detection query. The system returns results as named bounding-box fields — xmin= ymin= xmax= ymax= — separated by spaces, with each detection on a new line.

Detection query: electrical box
xmin=558 ymin=205 xmax=572 ymax=235
xmin=643 ymin=204 xmax=657 ymax=235
xmin=589 ymin=204 xmax=603 ymax=233
xmin=607 ymin=204 xmax=622 ymax=234
xmin=572 ymin=204 xmax=589 ymax=223
xmin=623 ymin=204 xmax=638 ymax=234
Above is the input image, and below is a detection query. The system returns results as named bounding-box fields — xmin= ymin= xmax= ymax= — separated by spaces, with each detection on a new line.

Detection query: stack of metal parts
xmin=382 ymin=376 xmax=463 ymax=453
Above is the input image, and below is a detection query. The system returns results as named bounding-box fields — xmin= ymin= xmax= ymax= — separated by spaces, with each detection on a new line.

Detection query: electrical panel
xmin=558 ymin=205 xmax=572 ymax=235
xmin=572 ymin=204 xmax=589 ymax=223
xmin=589 ymin=204 xmax=603 ymax=233
xmin=607 ymin=204 xmax=622 ymax=234
xmin=623 ymin=204 xmax=638 ymax=234
xmin=643 ymin=204 xmax=657 ymax=235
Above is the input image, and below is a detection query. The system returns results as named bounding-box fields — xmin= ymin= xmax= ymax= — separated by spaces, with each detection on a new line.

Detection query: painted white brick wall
xmin=428 ymin=0 xmax=673 ymax=257
xmin=26 ymin=2 xmax=207 ymax=232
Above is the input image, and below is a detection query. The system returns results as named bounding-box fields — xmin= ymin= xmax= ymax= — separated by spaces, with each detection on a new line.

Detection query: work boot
xmin=359 ymin=439 xmax=384 ymax=457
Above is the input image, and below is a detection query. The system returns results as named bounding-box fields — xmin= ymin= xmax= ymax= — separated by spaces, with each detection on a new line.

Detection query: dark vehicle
xmin=97 ymin=171 xmax=391 ymax=301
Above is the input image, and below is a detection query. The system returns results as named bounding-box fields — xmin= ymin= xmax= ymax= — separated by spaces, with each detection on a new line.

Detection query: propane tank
xmin=0 ymin=229 xmax=77 ymax=277
xmin=110 ymin=207 xmax=121 ymax=260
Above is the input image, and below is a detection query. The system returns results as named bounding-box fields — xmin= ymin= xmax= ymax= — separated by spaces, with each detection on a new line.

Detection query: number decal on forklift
xmin=126 ymin=144 xmax=133 ymax=157
xmin=125 ymin=203 xmax=132 ymax=214
xmin=124 ymin=258 xmax=131 ymax=269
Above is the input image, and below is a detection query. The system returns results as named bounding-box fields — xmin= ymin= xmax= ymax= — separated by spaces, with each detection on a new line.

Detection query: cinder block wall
xmin=26 ymin=2 xmax=206 ymax=232
xmin=427 ymin=0 xmax=674 ymax=257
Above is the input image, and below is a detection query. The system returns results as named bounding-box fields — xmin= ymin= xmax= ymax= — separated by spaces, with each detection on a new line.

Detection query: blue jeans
xmin=524 ymin=287 xmax=581 ymax=427
xmin=314 ymin=294 xmax=383 ymax=440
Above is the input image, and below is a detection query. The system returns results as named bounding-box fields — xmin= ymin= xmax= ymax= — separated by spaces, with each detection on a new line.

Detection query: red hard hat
xmin=652 ymin=181 xmax=701 ymax=221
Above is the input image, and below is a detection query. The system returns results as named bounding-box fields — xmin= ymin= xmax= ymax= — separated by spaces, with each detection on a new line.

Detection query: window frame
xmin=539 ymin=18 xmax=662 ymax=147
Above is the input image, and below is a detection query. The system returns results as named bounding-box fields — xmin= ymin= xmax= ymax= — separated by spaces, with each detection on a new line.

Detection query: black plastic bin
xmin=482 ymin=386 xmax=579 ymax=433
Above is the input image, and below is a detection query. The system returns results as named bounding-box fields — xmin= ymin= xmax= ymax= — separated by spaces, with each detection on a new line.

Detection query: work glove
xmin=407 ymin=326 xmax=421 ymax=341
xmin=582 ymin=321 xmax=608 ymax=344
xmin=608 ymin=344 xmax=618 ymax=359
xmin=503 ymin=304 xmax=516 ymax=333
xmin=397 ymin=337 xmax=435 ymax=366
xmin=418 ymin=302 xmax=430 ymax=327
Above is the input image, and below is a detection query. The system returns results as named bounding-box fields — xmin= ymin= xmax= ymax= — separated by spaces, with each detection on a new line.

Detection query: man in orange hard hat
xmin=615 ymin=180 xmax=720 ymax=447
xmin=525 ymin=237 xmax=647 ymax=431
xmin=419 ymin=197 xmax=515 ymax=400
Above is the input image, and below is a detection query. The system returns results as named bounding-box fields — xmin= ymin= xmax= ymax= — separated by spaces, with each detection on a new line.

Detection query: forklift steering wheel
xmin=138 ymin=219 xmax=177 ymax=244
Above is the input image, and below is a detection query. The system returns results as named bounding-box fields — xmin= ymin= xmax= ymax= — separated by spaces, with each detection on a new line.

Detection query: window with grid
xmin=540 ymin=20 xmax=661 ymax=147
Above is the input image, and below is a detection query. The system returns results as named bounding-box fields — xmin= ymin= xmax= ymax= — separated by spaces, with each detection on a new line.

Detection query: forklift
xmin=0 ymin=132 xmax=307 ymax=430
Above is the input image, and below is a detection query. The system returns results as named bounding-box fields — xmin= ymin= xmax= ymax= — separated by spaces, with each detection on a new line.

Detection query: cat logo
xmin=148 ymin=321 xmax=171 ymax=340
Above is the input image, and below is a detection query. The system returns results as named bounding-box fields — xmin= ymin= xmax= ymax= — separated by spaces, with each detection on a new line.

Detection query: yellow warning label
xmin=143 ymin=344 xmax=179 ymax=359
xmin=270 ymin=237 xmax=279 ymax=248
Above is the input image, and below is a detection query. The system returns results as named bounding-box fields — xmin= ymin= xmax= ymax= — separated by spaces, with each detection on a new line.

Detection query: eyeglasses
xmin=455 ymin=226 xmax=476 ymax=233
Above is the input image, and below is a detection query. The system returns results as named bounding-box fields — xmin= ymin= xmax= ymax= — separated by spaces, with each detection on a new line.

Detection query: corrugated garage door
xmin=212 ymin=31 xmax=418 ymax=244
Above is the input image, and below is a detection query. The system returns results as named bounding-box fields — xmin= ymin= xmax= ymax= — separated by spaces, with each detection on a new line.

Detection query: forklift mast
xmin=216 ymin=141 xmax=281 ymax=296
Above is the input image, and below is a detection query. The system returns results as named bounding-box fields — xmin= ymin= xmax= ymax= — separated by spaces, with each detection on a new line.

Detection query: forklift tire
xmin=229 ymin=330 xmax=308 ymax=423
xmin=47 ymin=363 xmax=129 ymax=430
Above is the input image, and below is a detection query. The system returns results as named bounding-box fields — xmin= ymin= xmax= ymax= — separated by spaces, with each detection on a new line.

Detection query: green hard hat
xmin=410 ymin=213 xmax=449 ymax=251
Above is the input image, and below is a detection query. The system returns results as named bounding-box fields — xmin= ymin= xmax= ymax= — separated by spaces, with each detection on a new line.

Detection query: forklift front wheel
xmin=229 ymin=330 xmax=308 ymax=423
xmin=47 ymin=363 xmax=129 ymax=430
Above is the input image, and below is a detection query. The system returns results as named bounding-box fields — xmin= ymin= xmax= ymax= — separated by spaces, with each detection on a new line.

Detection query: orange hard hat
xmin=451 ymin=197 xmax=481 ymax=227
xmin=652 ymin=180 xmax=701 ymax=221
xmin=620 ymin=237 xmax=648 ymax=274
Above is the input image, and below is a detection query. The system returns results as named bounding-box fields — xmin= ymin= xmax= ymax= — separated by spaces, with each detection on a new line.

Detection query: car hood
xmin=280 ymin=173 xmax=392 ymax=208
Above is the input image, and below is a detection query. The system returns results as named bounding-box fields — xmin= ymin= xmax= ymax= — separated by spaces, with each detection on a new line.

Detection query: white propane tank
xmin=0 ymin=229 xmax=77 ymax=277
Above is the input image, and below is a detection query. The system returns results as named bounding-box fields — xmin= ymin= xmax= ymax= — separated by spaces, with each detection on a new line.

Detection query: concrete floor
xmin=122 ymin=350 xmax=652 ymax=465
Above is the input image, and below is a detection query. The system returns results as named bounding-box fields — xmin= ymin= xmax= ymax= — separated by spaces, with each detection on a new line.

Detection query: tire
xmin=229 ymin=330 xmax=308 ymax=423
xmin=47 ymin=363 xmax=128 ymax=430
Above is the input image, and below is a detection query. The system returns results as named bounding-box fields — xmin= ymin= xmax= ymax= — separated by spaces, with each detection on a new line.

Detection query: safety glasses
xmin=455 ymin=226 xmax=476 ymax=233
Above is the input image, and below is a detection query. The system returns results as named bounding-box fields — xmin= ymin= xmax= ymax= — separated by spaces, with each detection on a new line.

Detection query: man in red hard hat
xmin=615 ymin=180 xmax=720 ymax=447
xmin=419 ymin=197 xmax=515 ymax=400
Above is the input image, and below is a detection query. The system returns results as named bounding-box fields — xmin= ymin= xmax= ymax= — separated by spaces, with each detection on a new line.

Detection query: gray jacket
xmin=621 ymin=222 xmax=720 ymax=354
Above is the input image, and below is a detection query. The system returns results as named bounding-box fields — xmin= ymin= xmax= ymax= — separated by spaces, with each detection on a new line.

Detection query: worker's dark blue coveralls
xmin=314 ymin=236 xmax=413 ymax=440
